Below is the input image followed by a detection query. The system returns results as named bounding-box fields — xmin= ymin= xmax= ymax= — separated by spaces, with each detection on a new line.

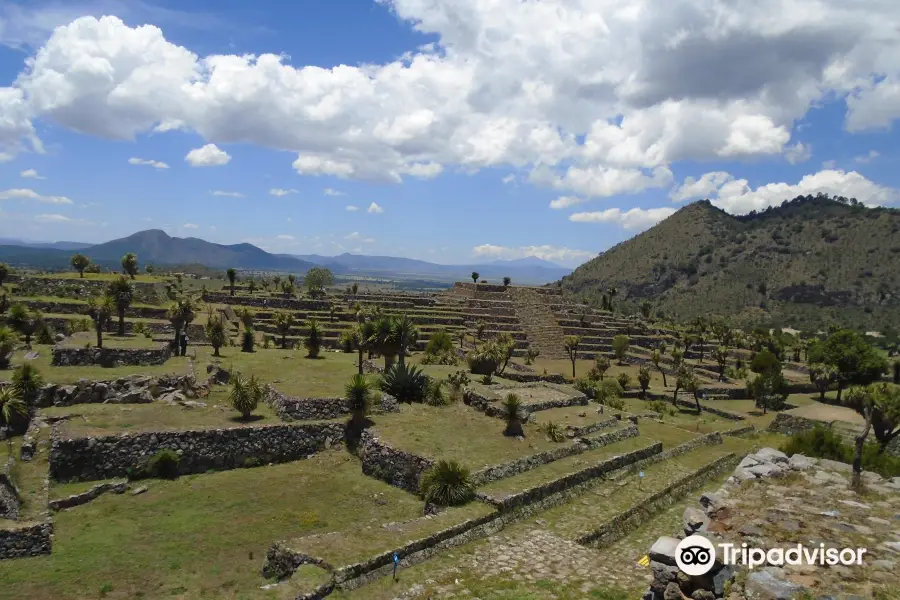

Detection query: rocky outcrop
xmin=0 ymin=522 xmax=53 ymax=560
xmin=51 ymin=344 xmax=172 ymax=367
xmin=358 ymin=434 xmax=433 ymax=493
xmin=49 ymin=422 xmax=346 ymax=482
xmin=0 ymin=459 xmax=20 ymax=520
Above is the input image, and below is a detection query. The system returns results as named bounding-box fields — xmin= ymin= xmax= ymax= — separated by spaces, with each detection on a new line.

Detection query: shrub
xmin=230 ymin=373 xmax=262 ymax=420
xmin=524 ymin=347 xmax=540 ymax=365
xmin=36 ymin=322 xmax=55 ymax=345
xmin=573 ymin=377 xmax=596 ymax=399
xmin=467 ymin=343 xmax=503 ymax=375
xmin=595 ymin=379 xmax=623 ymax=405
xmin=605 ymin=396 xmax=626 ymax=411
xmin=11 ymin=363 xmax=43 ymax=403
xmin=241 ymin=327 xmax=255 ymax=353
xmin=262 ymin=336 xmax=272 ymax=349
xmin=0 ymin=326 xmax=15 ymax=369
xmin=479 ymin=373 xmax=493 ymax=385
xmin=339 ymin=330 xmax=355 ymax=353
xmin=425 ymin=378 xmax=448 ymax=406
xmin=305 ymin=318 xmax=323 ymax=358
xmin=133 ymin=322 xmax=147 ymax=336
xmin=446 ymin=370 xmax=469 ymax=402
xmin=612 ymin=335 xmax=630 ymax=363
xmin=780 ymin=426 xmax=900 ymax=478
xmin=0 ymin=387 xmax=27 ymax=429
xmin=648 ymin=400 xmax=675 ymax=416
xmin=542 ymin=421 xmax=566 ymax=443
xmin=144 ymin=449 xmax=180 ymax=480
xmin=616 ymin=372 xmax=631 ymax=390
xmin=502 ymin=393 xmax=525 ymax=437
xmin=425 ymin=330 xmax=454 ymax=355
xmin=380 ymin=363 xmax=428 ymax=403
xmin=419 ymin=460 xmax=475 ymax=506
xmin=637 ymin=365 xmax=652 ymax=396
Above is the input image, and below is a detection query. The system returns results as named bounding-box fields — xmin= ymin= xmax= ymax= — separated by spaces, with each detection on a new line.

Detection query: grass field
xmin=6 ymin=349 xmax=192 ymax=384
xmin=45 ymin=389 xmax=290 ymax=438
xmin=58 ymin=332 xmax=163 ymax=350
xmin=0 ymin=450 xmax=430 ymax=600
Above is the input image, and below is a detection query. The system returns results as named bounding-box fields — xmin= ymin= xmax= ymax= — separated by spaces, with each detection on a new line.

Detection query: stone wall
xmin=575 ymin=452 xmax=740 ymax=548
xmin=0 ymin=458 xmax=19 ymax=520
xmin=470 ymin=424 xmax=639 ymax=487
xmin=483 ymin=442 xmax=663 ymax=511
xmin=673 ymin=398 xmax=746 ymax=421
xmin=17 ymin=300 xmax=169 ymax=320
xmin=766 ymin=412 xmax=825 ymax=437
xmin=203 ymin=293 xmax=331 ymax=311
xmin=49 ymin=481 xmax=129 ymax=511
xmin=36 ymin=374 xmax=206 ymax=407
xmin=498 ymin=372 xmax=568 ymax=384
xmin=15 ymin=277 xmax=160 ymax=304
xmin=614 ymin=432 xmax=724 ymax=476
xmin=264 ymin=387 xmax=400 ymax=421
xmin=358 ymin=434 xmax=433 ymax=493
xmin=463 ymin=382 xmax=588 ymax=419
xmin=0 ymin=522 xmax=53 ymax=560
xmin=51 ymin=344 xmax=172 ymax=367
xmin=49 ymin=422 xmax=346 ymax=482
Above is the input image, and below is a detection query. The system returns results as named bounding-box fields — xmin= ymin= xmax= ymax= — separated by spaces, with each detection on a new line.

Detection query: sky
xmin=0 ymin=0 xmax=898 ymax=268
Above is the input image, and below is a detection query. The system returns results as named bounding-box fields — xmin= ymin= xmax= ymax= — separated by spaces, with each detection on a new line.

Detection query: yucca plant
xmin=380 ymin=362 xmax=427 ymax=403
xmin=305 ymin=318 xmax=323 ymax=358
xmin=0 ymin=386 xmax=27 ymax=429
xmin=230 ymin=373 xmax=262 ymax=420
xmin=11 ymin=363 xmax=43 ymax=404
xmin=542 ymin=421 xmax=566 ymax=443
xmin=502 ymin=393 xmax=525 ymax=437
xmin=36 ymin=322 xmax=55 ymax=345
xmin=345 ymin=373 xmax=372 ymax=423
xmin=419 ymin=460 xmax=475 ymax=507
xmin=241 ymin=326 xmax=255 ymax=353
xmin=205 ymin=315 xmax=227 ymax=357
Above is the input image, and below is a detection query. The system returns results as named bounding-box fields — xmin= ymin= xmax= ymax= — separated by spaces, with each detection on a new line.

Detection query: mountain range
xmin=560 ymin=195 xmax=900 ymax=331
xmin=0 ymin=230 xmax=571 ymax=284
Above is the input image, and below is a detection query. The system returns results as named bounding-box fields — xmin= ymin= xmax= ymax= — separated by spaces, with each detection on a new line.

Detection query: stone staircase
xmin=508 ymin=287 xmax=568 ymax=359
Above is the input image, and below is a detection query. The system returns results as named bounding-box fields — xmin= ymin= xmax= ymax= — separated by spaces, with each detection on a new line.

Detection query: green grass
xmin=45 ymin=389 xmax=288 ymax=438
xmin=530 ymin=404 xmax=612 ymax=428
xmin=58 ymin=332 xmax=163 ymax=350
xmin=370 ymin=403 xmax=562 ymax=471
xmin=6 ymin=348 xmax=191 ymax=384
xmin=0 ymin=450 xmax=429 ymax=600
xmin=0 ymin=435 xmax=49 ymax=524
xmin=11 ymin=295 xmax=162 ymax=309
xmin=478 ymin=435 xmax=655 ymax=497
xmin=285 ymin=502 xmax=494 ymax=567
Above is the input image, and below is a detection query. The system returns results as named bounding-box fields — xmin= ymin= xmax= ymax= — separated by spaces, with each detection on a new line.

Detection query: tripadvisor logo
xmin=674 ymin=535 xmax=867 ymax=576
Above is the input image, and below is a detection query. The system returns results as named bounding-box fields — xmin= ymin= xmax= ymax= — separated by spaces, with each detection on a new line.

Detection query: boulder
xmin=755 ymin=448 xmax=789 ymax=464
xmin=787 ymin=454 xmax=816 ymax=470
xmin=649 ymin=536 xmax=681 ymax=566
xmin=744 ymin=570 xmax=805 ymax=599
xmin=683 ymin=506 xmax=709 ymax=535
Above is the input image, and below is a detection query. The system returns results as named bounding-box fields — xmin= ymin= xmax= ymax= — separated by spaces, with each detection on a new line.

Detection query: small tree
xmin=7 ymin=303 xmax=42 ymax=347
xmin=640 ymin=301 xmax=652 ymax=319
xmin=495 ymin=332 xmax=516 ymax=375
xmin=393 ymin=314 xmax=418 ymax=367
xmin=845 ymin=382 xmax=900 ymax=458
xmin=70 ymin=253 xmax=90 ymax=278
xmin=241 ymin=327 xmax=255 ymax=353
xmin=305 ymin=318 xmax=323 ymax=358
xmin=248 ymin=279 xmax=257 ymax=295
xmin=230 ymin=373 xmax=262 ymax=420
xmin=205 ymin=314 xmax=227 ymax=357
xmin=226 ymin=268 xmax=237 ymax=296
xmin=680 ymin=368 xmax=701 ymax=413
xmin=471 ymin=271 xmax=479 ymax=284
xmin=121 ymin=253 xmax=139 ymax=279
xmin=145 ymin=264 xmax=155 ymax=274
xmin=503 ymin=276 xmax=511 ymax=287
xmin=85 ymin=294 xmax=114 ymax=348
xmin=637 ymin=364 xmax=652 ymax=399
xmin=0 ymin=263 xmax=9 ymax=287
xmin=107 ymin=276 xmax=134 ymax=336
xmin=692 ymin=317 xmax=708 ymax=362
xmin=808 ymin=329 xmax=888 ymax=402
xmin=746 ymin=370 xmax=788 ymax=414
xmin=564 ymin=335 xmax=581 ymax=378
xmin=345 ymin=373 xmax=372 ymax=425
xmin=274 ymin=312 xmax=296 ymax=348
xmin=713 ymin=346 xmax=729 ymax=381
xmin=304 ymin=268 xmax=335 ymax=297
xmin=612 ymin=334 xmax=630 ymax=364
xmin=474 ymin=320 xmax=486 ymax=350
xmin=809 ymin=363 xmax=837 ymax=400
xmin=616 ymin=372 xmax=631 ymax=390
xmin=593 ymin=355 xmax=611 ymax=381
xmin=502 ymin=393 xmax=525 ymax=437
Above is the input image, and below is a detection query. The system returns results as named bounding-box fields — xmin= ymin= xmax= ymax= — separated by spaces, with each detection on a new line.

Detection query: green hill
xmin=559 ymin=195 xmax=900 ymax=332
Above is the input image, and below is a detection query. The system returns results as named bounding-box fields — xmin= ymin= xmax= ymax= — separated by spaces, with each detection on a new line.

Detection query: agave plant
xmin=380 ymin=363 xmax=427 ymax=403
xmin=305 ymin=318 xmax=323 ymax=358
xmin=0 ymin=386 xmax=27 ymax=428
xmin=425 ymin=378 xmax=447 ymax=407
xmin=541 ymin=421 xmax=566 ymax=443
xmin=345 ymin=373 xmax=372 ymax=422
xmin=502 ymin=393 xmax=525 ymax=437
xmin=419 ymin=460 xmax=475 ymax=507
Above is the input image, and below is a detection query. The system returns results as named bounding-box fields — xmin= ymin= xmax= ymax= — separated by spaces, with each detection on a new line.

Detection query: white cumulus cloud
xmin=323 ymin=188 xmax=345 ymax=196
xmin=471 ymin=244 xmax=593 ymax=266
xmin=270 ymin=188 xmax=298 ymax=197
xmin=784 ymin=142 xmax=812 ymax=165
xmin=0 ymin=188 xmax=73 ymax=204
xmin=367 ymin=202 xmax=384 ymax=214
xmin=210 ymin=190 xmax=243 ymax=197
xmin=854 ymin=150 xmax=880 ymax=164
xmin=34 ymin=213 xmax=71 ymax=223
xmin=569 ymin=207 xmax=677 ymax=230
xmin=20 ymin=168 xmax=44 ymax=179
xmin=548 ymin=196 xmax=587 ymax=210
xmin=671 ymin=169 xmax=900 ymax=214
xmin=345 ymin=205 xmax=359 ymax=212
xmin=128 ymin=157 xmax=169 ymax=169
xmin=182 ymin=223 xmax=198 ymax=229
xmin=185 ymin=144 xmax=231 ymax=167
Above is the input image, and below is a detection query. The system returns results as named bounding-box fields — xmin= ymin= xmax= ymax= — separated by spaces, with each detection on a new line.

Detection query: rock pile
xmin=643 ymin=448 xmax=900 ymax=599
xmin=36 ymin=374 xmax=209 ymax=407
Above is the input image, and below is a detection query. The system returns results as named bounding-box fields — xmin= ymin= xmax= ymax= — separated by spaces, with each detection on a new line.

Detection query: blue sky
xmin=0 ymin=0 xmax=898 ymax=267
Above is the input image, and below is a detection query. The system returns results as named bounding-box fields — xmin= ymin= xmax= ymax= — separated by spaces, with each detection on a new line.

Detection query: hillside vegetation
xmin=560 ymin=195 xmax=900 ymax=331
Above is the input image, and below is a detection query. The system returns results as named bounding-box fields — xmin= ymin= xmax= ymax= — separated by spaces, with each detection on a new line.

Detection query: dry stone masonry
xmin=36 ymin=374 xmax=208 ymax=407
xmin=51 ymin=344 xmax=172 ymax=367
